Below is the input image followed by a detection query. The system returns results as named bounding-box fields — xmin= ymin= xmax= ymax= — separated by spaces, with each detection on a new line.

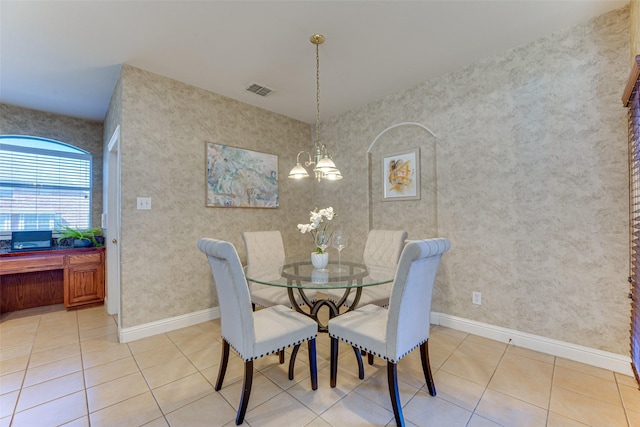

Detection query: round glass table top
xmin=244 ymin=259 xmax=393 ymax=289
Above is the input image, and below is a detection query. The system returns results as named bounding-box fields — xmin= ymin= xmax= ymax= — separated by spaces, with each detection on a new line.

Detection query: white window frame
xmin=0 ymin=135 xmax=92 ymax=238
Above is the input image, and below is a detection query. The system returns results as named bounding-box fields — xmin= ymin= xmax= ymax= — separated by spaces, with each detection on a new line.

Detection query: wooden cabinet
xmin=0 ymin=247 xmax=105 ymax=312
xmin=65 ymin=251 xmax=105 ymax=308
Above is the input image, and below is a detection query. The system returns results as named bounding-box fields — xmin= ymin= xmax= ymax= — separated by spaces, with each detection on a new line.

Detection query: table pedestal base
xmin=287 ymin=286 xmax=365 ymax=379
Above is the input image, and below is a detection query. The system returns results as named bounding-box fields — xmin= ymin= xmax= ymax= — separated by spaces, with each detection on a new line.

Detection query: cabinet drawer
xmin=67 ymin=252 xmax=102 ymax=265
xmin=0 ymin=255 xmax=65 ymax=274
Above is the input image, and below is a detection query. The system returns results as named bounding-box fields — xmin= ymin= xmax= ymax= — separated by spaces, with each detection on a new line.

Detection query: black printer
xmin=10 ymin=230 xmax=53 ymax=252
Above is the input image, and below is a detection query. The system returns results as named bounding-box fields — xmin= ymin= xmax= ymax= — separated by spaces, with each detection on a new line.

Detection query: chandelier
xmin=288 ymin=34 xmax=342 ymax=182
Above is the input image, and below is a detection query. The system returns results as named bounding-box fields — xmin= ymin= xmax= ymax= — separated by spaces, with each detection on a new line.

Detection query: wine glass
xmin=315 ymin=230 xmax=330 ymax=254
xmin=332 ymin=230 xmax=348 ymax=272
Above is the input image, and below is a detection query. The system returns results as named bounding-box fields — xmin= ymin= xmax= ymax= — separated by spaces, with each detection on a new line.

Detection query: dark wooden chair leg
xmin=236 ymin=360 xmax=253 ymax=425
xmin=308 ymin=339 xmax=318 ymax=390
xmin=288 ymin=344 xmax=301 ymax=380
xmin=330 ymin=337 xmax=339 ymax=387
xmin=279 ymin=350 xmax=285 ymax=364
xmin=352 ymin=346 xmax=364 ymax=379
xmin=361 ymin=350 xmax=374 ymax=365
xmin=215 ymin=339 xmax=230 ymax=391
xmin=387 ymin=362 xmax=405 ymax=427
xmin=420 ymin=341 xmax=436 ymax=396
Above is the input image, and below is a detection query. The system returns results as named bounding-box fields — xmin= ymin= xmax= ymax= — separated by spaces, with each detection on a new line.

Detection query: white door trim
xmin=106 ymin=126 xmax=122 ymax=331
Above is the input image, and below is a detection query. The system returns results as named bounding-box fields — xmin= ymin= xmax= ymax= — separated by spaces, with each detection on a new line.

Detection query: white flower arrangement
xmin=297 ymin=207 xmax=336 ymax=253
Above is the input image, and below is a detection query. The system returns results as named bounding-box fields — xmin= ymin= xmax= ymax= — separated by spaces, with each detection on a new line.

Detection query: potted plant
xmin=56 ymin=226 xmax=104 ymax=248
xmin=297 ymin=207 xmax=336 ymax=269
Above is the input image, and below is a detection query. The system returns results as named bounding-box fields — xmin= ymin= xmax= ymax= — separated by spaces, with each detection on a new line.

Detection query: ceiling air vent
xmin=245 ymin=83 xmax=274 ymax=97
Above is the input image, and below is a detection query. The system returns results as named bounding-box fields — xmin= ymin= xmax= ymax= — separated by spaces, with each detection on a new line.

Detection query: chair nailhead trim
xmin=223 ymin=334 xmax=317 ymax=362
xmin=328 ymin=334 xmax=427 ymax=364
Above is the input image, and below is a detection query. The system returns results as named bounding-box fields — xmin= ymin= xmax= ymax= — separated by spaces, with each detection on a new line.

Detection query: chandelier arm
xmin=296 ymin=150 xmax=315 ymax=167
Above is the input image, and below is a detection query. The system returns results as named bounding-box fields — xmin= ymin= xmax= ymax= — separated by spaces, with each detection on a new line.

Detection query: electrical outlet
xmin=137 ymin=197 xmax=151 ymax=210
xmin=472 ymin=291 xmax=482 ymax=305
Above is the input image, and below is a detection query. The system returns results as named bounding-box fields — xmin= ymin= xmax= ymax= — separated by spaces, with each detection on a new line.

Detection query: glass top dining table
xmin=244 ymin=259 xmax=393 ymax=332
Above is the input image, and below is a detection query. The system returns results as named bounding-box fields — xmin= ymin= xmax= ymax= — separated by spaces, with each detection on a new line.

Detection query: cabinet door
xmin=65 ymin=253 xmax=105 ymax=308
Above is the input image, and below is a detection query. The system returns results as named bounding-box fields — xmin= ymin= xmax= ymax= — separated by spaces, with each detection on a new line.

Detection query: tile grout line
xmin=614 ymin=371 xmax=633 ymax=427
xmin=4 ymin=310 xmax=638 ymax=427
xmin=9 ymin=310 xmax=86 ymax=425
xmin=129 ymin=332 xmax=174 ymax=426
xmin=162 ymin=328 xmax=212 ymax=424
xmin=76 ymin=309 xmax=91 ymax=426
xmin=6 ymin=313 xmax=41 ymax=426
xmin=462 ymin=335 xmax=510 ymax=427
xmin=421 ymin=329 xmax=478 ymax=426
xmin=81 ymin=312 xmax=161 ymax=425
xmin=544 ymin=355 xmax=557 ymax=427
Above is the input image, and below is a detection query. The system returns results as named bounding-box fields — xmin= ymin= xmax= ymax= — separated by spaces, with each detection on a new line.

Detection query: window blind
xmin=0 ymin=136 xmax=92 ymax=234
xmin=625 ymin=55 xmax=640 ymax=387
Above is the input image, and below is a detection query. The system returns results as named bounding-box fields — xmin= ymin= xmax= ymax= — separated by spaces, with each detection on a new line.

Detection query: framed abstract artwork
xmin=205 ymin=142 xmax=278 ymax=208
xmin=382 ymin=148 xmax=420 ymax=201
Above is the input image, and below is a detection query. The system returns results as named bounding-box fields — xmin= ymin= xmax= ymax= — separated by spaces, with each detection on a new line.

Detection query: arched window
xmin=0 ymin=135 xmax=92 ymax=235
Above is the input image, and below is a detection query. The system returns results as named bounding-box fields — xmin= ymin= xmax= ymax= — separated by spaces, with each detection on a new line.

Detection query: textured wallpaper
xmin=103 ymin=5 xmax=631 ymax=354
xmin=115 ymin=65 xmax=314 ymax=328
xmin=631 ymin=0 xmax=639 ymax=67
xmin=4 ymin=7 xmax=630 ymax=357
xmin=317 ymin=7 xmax=630 ymax=354
xmin=0 ymin=104 xmax=104 ymax=229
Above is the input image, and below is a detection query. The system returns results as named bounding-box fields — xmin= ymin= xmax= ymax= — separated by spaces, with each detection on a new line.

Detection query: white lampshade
xmin=322 ymin=169 xmax=343 ymax=181
xmin=314 ymin=157 xmax=337 ymax=173
xmin=288 ymin=163 xmax=310 ymax=179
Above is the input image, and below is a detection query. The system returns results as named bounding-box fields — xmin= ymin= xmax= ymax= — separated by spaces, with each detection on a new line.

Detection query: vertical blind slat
xmin=628 ymin=80 xmax=640 ymax=386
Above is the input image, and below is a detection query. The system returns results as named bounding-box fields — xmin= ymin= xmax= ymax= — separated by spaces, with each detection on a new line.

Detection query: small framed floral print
xmin=382 ymin=148 xmax=420 ymax=201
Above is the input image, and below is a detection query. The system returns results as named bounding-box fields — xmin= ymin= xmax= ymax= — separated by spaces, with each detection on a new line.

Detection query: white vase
xmin=311 ymin=268 xmax=329 ymax=284
xmin=311 ymin=252 xmax=329 ymax=269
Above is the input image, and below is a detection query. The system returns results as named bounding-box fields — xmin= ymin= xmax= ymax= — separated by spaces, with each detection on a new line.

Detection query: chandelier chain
xmin=287 ymin=33 xmax=341 ymax=181
xmin=315 ymin=41 xmax=321 ymax=148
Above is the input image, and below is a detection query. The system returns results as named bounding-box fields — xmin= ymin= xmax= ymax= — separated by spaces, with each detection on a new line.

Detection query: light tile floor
xmin=1 ymin=304 xmax=639 ymax=427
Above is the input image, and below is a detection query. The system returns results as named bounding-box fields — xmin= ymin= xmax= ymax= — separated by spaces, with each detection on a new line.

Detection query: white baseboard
xmin=431 ymin=312 xmax=633 ymax=377
xmin=116 ymin=308 xmax=632 ymax=377
xmin=119 ymin=307 xmax=220 ymax=343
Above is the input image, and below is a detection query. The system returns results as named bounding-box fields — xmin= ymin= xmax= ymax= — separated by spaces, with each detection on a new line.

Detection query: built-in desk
xmin=0 ymin=247 xmax=105 ymax=312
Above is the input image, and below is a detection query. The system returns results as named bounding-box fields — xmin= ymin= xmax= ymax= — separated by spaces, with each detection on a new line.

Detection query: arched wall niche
xmin=367 ymin=122 xmax=439 ymax=240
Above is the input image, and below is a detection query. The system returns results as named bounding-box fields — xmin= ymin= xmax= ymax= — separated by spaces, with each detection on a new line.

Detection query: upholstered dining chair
xmin=327 ymin=238 xmax=451 ymax=427
xmin=242 ymin=230 xmax=316 ymax=308
xmin=328 ymin=229 xmax=408 ymax=308
xmin=198 ymin=238 xmax=318 ymax=425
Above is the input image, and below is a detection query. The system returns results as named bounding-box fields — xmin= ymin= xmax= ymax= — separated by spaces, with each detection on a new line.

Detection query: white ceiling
xmin=0 ymin=1 xmax=627 ymax=124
